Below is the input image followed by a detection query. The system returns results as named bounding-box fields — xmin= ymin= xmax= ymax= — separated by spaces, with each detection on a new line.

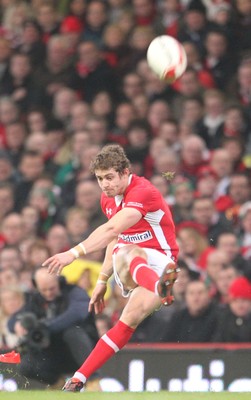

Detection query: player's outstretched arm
xmin=43 ymin=208 xmax=142 ymax=275
xmin=42 ymin=250 xmax=75 ymax=275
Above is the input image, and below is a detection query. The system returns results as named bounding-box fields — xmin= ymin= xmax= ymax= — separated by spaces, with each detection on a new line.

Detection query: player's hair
xmin=90 ymin=144 xmax=131 ymax=175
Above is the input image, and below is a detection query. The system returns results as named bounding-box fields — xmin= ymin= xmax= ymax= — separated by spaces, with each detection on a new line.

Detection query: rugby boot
xmin=62 ymin=377 xmax=84 ymax=392
xmin=157 ymin=262 xmax=180 ymax=306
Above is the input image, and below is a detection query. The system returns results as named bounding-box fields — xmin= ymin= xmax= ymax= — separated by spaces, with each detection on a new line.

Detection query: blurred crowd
xmin=1 ymin=0 xmax=251 ymax=368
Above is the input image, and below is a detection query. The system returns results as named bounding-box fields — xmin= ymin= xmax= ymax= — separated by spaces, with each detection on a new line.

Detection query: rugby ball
xmin=146 ymin=35 xmax=187 ymax=83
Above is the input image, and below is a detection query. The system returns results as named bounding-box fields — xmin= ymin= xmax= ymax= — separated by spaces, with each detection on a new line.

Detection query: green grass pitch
xmin=0 ymin=392 xmax=251 ymax=400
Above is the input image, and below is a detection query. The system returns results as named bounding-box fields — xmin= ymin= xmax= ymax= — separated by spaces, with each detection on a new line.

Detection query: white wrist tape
xmin=69 ymin=248 xmax=79 ymax=259
xmin=78 ymin=242 xmax=87 ymax=255
xmin=97 ymin=279 xmax=107 ymax=285
xmin=100 ymin=272 xmax=110 ymax=278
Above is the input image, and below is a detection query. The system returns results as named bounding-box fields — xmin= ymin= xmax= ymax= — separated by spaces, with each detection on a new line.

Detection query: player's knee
xmin=125 ymin=245 xmax=147 ymax=264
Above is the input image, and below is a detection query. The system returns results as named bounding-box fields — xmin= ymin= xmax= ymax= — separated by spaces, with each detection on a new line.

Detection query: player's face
xmin=95 ymin=168 xmax=129 ymax=197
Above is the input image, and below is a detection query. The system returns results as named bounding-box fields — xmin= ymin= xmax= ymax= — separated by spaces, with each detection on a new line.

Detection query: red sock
xmin=77 ymin=320 xmax=135 ymax=379
xmin=129 ymin=256 xmax=159 ymax=293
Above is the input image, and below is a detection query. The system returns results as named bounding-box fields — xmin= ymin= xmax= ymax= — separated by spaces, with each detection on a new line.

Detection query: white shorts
xmin=112 ymin=247 xmax=175 ymax=297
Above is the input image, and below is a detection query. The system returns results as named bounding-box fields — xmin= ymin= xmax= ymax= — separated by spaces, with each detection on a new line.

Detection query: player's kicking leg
xmin=157 ymin=262 xmax=180 ymax=306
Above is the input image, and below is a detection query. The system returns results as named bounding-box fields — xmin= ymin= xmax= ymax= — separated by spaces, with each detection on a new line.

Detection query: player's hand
xmin=88 ymin=283 xmax=107 ymax=314
xmin=42 ymin=251 xmax=75 ymax=275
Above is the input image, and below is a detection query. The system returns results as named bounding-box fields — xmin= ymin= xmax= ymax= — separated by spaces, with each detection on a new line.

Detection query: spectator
xmin=147 ymin=98 xmax=172 ymax=136
xmin=25 ymin=239 xmax=51 ymax=271
xmin=0 ymin=269 xmax=20 ymax=290
xmin=177 ymin=224 xmax=209 ymax=273
xmin=203 ymin=248 xmax=229 ymax=293
xmin=16 ymin=19 xmax=46 ymax=68
xmin=163 ymin=280 xmax=219 ymax=342
xmin=32 ymin=35 xmax=75 ymax=110
xmin=5 ymin=121 xmax=27 ymax=168
xmin=91 ymin=91 xmax=114 ymax=128
xmin=26 ymin=107 xmax=47 ymax=134
xmin=221 ymin=136 xmax=246 ymax=173
xmin=150 ymin=173 xmax=174 ymax=205
xmin=0 ymin=182 xmax=15 ymax=224
xmin=125 ymin=119 xmax=152 ymax=177
xmin=171 ymin=176 xmax=194 ymax=224
xmin=179 ymin=134 xmax=209 ymax=183
xmin=227 ymin=59 xmax=251 ymax=110
xmin=196 ymin=88 xmax=225 ymax=149
xmin=54 ymin=129 xmax=91 ymax=186
xmin=224 ymin=172 xmax=251 ymax=225
xmin=191 ymin=196 xmax=233 ymax=245
xmin=35 ymin=1 xmax=61 ymax=44
xmin=81 ymin=0 xmax=108 ymax=47
xmin=216 ymin=231 xmax=248 ymax=273
xmin=238 ymin=201 xmax=251 ymax=259
xmin=121 ymin=71 xmax=144 ymax=102
xmin=132 ymin=0 xmax=157 ymax=27
xmin=195 ymin=165 xmax=219 ymax=198
xmin=109 ymin=101 xmax=136 ymax=145
xmin=171 ymin=68 xmax=205 ymax=120
xmin=0 ymin=285 xmax=25 ymax=351
xmin=20 ymin=205 xmax=40 ymax=241
xmin=52 ymin=86 xmax=79 ymax=127
xmin=68 ymin=101 xmax=91 ymax=133
xmin=3 ymin=1 xmax=33 ymax=47
xmin=60 ymin=15 xmax=83 ymax=55
xmin=73 ymin=40 xmax=117 ymax=103
xmin=204 ymin=29 xmax=236 ymax=91
xmin=213 ymin=276 xmax=251 ymax=342
xmin=85 ymin=115 xmax=109 ymax=146
xmin=182 ymin=41 xmax=215 ymax=89
xmin=60 ymin=145 xmax=101 ymax=208
xmin=8 ymin=267 xmax=100 ymax=387
xmin=213 ymin=264 xmax=240 ymax=304
xmin=0 ymin=37 xmax=12 ymax=85
xmin=74 ymin=179 xmax=106 ymax=230
xmin=1 ymin=212 xmax=25 ymax=247
xmin=46 ymin=224 xmax=70 ymax=256
xmin=130 ymin=260 xmax=200 ymax=343
xmin=179 ymin=95 xmax=204 ymax=130
xmin=234 ymin=0 xmax=251 ymax=53
xmin=177 ymin=0 xmax=210 ymax=54
xmin=0 ymin=245 xmax=24 ymax=273
xmin=28 ymin=186 xmax=63 ymax=235
xmin=156 ymin=119 xmax=181 ymax=153
xmin=0 ymin=97 xmax=20 ymax=147
xmin=15 ymin=150 xmax=45 ymax=211
xmin=210 ymin=148 xmax=233 ymax=201
xmin=65 ymin=206 xmax=91 ymax=246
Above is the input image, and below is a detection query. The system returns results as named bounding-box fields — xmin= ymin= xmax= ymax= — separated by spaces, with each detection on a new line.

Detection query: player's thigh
xmin=119 ymin=286 xmax=161 ymax=329
xmin=114 ymin=245 xmax=147 ymax=290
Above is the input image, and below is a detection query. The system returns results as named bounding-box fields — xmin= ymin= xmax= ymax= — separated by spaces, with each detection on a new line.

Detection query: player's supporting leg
xmin=63 ymin=321 xmax=135 ymax=391
xmin=62 ymin=287 xmax=160 ymax=392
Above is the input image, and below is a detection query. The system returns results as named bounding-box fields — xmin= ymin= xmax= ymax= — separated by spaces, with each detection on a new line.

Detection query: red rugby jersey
xmin=100 ymin=175 xmax=179 ymax=260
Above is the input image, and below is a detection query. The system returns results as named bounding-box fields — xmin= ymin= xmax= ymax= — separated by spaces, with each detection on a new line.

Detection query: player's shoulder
xmin=130 ymin=174 xmax=155 ymax=191
xmin=128 ymin=175 xmax=160 ymax=198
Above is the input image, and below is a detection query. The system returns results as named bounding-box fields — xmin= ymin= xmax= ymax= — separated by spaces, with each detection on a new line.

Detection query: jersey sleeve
xmin=123 ymin=186 xmax=156 ymax=216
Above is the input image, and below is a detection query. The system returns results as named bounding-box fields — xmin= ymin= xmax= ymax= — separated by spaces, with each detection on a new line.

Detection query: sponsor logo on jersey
xmin=126 ymin=201 xmax=143 ymax=208
xmin=119 ymin=230 xmax=153 ymax=243
xmin=106 ymin=208 xmax=113 ymax=216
